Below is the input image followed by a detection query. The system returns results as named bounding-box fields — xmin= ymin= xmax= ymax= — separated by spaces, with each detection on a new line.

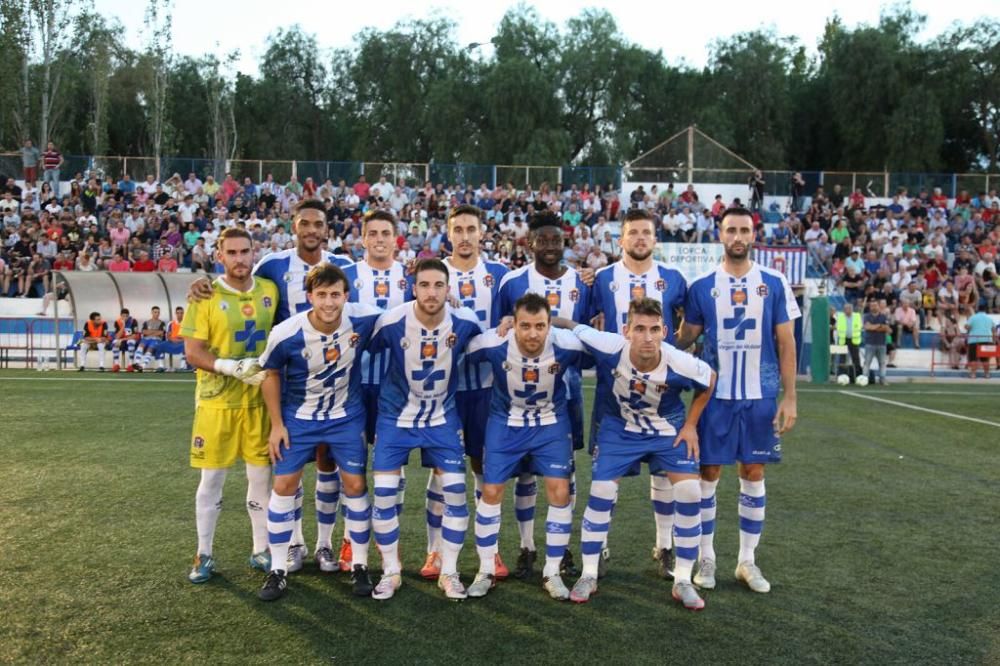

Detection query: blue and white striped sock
xmin=700 ymin=479 xmax=719 ymax=561
xmin=672 ymin=479 xmax=702 ymax=583
xmin=473 ymin=472 xmax=484 ymax=503
xmin=372 ymin=474 xmax=401 ymax=574
xmin=543 ymin=502 xmax=572 ymax=577
xmin=342 ymin=492 xmax=371 ymax=568
xmin=112 ymin=345 xmax=120 ymax=364
xmin=126 ymin=339 xmax=136 ymax=364
xmin=514 ymin=473 xmax=537 ymax=551
xmin=315 ymin=470 xmax=340 ymax=551
xmin=580 ymin=480 xmax=617 ymax=578
xmin=439 ymin=472 xmax=468 ymax=576
xmin=738 ymin=479 xmax=765 ymax=564
xmin=425 ymin=472 xmax=444 ymax=554
xmin=650 ymin=475 xmax=674 ymax=551
xmin=291 ymin=482 xmax=305 ymax=546
xmin=396 ymin=467 xmax=407 ymax=519
xmin=475 ymin=500 xmax=501 ymax=575
xmin=267 ymin=492 xmax=296 ymax=574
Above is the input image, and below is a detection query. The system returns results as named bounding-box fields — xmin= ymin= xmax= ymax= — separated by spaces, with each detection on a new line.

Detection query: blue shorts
xmin=483 ymin=419 xmax=573 ymax=484
xmin=698 ymin=398 xmax=781 ymax=465
xmin=591 ymin=419 xmax=698 ymax=481
xmin=274 ymin=415 xmax=367 ymax=476
xmin=373 ymin=414 xmax=466 ymax=474
xmin=139 ymin=337 xmax=160 ymax=349
xmin=456 ymin=388 xmax=491 ymax=459
xmin=362 ymin=383 xmax=379 ymax=445
xmin=155 ymin=340 xmax=183 ymax=357
xmin=566 ymin=369 xmax=584 ymax=451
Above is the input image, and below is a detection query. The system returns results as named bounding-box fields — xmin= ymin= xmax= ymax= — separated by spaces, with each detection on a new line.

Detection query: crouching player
xmin=463 ymin=293 xmax=584 ymax=600
xmin=559 ymin=298 xmax=716 ymax=610
xmin=255 ymin=263 xmax=382 ymax=601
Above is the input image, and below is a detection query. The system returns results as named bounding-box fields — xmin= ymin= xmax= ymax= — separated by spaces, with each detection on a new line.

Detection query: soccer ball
xmin=836 ymin=374 xmax=851 ymax=385
xmin=855 ymin=375 xmax=869 ymax=386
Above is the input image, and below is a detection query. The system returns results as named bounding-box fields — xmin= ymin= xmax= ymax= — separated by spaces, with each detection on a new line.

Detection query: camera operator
xmin=790 ymin=172 xmax=806 ymax=212
xmin=749 ymin=169 xmax=765 ymax=211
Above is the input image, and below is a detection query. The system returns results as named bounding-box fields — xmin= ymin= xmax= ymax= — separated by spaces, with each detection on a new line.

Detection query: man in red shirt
xmin=353 ymin=175 xmax=370 ymax=199
xmin=132 ymin=251 xmax=156 ymax=272
xmin=157 ymin=252 xmax=178 ymax=272
xmin=52 ymin=251 xmax=75 ymax=271
xmin=107 ymin=252 xmax=132 ymax=272
xmin=42 ymin=141 xmax=63 ymax=196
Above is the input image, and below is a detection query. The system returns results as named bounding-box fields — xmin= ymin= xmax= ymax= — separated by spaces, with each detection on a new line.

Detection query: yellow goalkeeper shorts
xmin=190 ymin=405 xmax=270 ymax=469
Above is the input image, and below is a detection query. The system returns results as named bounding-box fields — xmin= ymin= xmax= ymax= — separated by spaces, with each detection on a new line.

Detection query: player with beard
xmin=417 ymin=204 xmax=510 ymax=581
xmin=188 ymin=200 xmax=354 ymax=575
xmin=496 ymin=210 xmax=591 ymax=579
xmin=675 ymin=207 xmax=800 ymax=594
xmin=590 ymin=208 xmax=687 ymax=579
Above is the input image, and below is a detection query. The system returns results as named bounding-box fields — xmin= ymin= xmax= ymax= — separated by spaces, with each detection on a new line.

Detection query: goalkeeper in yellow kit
xmin=182 ymin=227 xmax=280 ymax=583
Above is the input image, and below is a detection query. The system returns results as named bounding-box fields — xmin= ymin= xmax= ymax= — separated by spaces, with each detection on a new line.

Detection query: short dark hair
xmin=447 ymin=204 xmax=483 ymax=227
xmin=305 ymin=262 xmax=349 ymax=294
xmin=89 ymin=311 xmax=100 ymax=320
xmin=362 ymin=209 xmax=397 ymax=234
xmin=529 ymin=210 xmax=562 ymax=233
xmin=627 ymin=297 xmax=663 ymax=323
xmin=720 ymin=206 xmax=754 ymax=225
xmin=293 ymin=199 xmax=327 ymax=220
xmin=622 ymin=208 xmax=656 ymax=232
xmin=514 ymin=293 xmax=550 ymax=318
xmin=414 ymin=257 xmax=449 ymax=283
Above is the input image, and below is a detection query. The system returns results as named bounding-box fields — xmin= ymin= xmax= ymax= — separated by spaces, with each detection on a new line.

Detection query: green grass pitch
xmin=1 ymin=371 xmax=998 ymax=664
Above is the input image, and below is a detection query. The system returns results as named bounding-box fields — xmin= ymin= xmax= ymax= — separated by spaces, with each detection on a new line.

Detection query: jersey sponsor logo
xmin=374 ymin=280 xmax=389 ymax=297
xmin=732 ymin=289 xmax=747 ymax=305
xmin=483 ymin=274 xmax=494 ymax=288
xmin=193 ymin=436 xmax=205 ymax=449
xmin=630 ymin=379 xmax=647 ymax=395
xmin=235 ymin=319 xmax=267 ymax=351
xmin=655 ymin=279 xmax=666 ymax=292
xmin=546 ymin=291 xmax=561 ymax=308
xmin=757 ymin=284 xmax=769 ymax=297
xmin=459 ymin=280 xmax=475 ymax=298
xmin=325 ymin=346 xmax=340 ymax=363
xmin=241 ymin=303 xmax=255 ymax=317
xmin=421 ymin=340 xmax=438 ymax=359
xmin=630 ymin=283 xmax=646 ymax=300
xmin=522 ymin=366 xmax=539 ymax=383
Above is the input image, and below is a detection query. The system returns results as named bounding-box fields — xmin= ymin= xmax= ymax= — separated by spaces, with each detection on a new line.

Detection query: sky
xmin=92 ymin=0 xmax=993 ymax=76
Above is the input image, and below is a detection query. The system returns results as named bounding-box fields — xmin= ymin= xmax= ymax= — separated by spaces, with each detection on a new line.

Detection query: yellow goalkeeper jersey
xmin=180 ymin=276 xmax=279 ymax=409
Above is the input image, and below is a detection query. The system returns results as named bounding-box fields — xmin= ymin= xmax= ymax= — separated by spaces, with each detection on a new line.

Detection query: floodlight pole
xmin=687 ymin=126 xmax=694 ymax=184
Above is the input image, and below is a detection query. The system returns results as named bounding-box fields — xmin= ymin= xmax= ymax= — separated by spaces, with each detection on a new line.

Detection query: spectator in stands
xmin=42 ymin=141 xmax=63 ymax=196
xmin=132 ymin=251 xmax=156 ymax=272
xmin=107 ymin=251 xmax=131 ymax=272
xmin=894 ymin=299 xmax=920 ymax=349
xmin=76 ymin=252 xmax=96 ymax=272
xmin=899 ymin=282 xmax=925 ymax=327
xmin=965 ymin=303 xmax=997 ymax=379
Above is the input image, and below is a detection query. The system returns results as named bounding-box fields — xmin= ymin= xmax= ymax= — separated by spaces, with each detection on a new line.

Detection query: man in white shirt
xmin=178 ymin=195 xmax=199 ymax=225
xmin=371 ymin=176 xmax=393 ymax=202
xmin=200 ymin=223 xmax=220 ymax=252
xmin=140 ymin=175 xmax=158 ymax=196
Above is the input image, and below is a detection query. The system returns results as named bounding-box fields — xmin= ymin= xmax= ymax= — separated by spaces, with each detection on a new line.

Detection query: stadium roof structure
xmin=624 ymin=125 xmax=756 ymax=184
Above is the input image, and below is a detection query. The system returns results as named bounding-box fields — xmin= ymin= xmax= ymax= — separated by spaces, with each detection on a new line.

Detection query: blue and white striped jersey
xmin=258 ymin=303 xmax=382 ymax=421
xmin=591 ymin=261 xmax=686 ymax=340
xmin=342 ymin=261 xmax=414 ymax=385
xmin=495 ymin=264 xmax=591 ymax=323
xmin=369 ymin=302 xmax=482 ymax=428
xmin=573 ymin=325 xmax=713 ymax=437
xmin=464 ymin=328 xmax=584 ymax=428
xmin=252 ymin=249 xmax=354 ymax=324
xmin=444 ymin=257 xmax=509 ymax=391
xmin=684 ymin=263 xmax=800 ymax=401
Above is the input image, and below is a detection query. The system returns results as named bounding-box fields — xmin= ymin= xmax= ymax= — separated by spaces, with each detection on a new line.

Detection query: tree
xmin=143 ymin=0 xmax=172 ymax=179
xmin=71 ymin=11 xmax=122 ymax=155
xmin=0 ymin=0 xmax=33 ymax=145
xmin=31 ymin=0 xmax=73 ymax=148
xmin=205 ymin=53 xmax=239 ymax=178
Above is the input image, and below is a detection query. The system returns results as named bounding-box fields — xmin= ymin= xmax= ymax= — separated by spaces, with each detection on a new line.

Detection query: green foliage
xmin=0 ymin=4 xmax=997 ymax=173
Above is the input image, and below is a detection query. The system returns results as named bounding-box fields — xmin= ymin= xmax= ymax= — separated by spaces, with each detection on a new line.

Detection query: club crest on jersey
xmin=374 ymin=280 xmax=389 ymax=297
xmin=548 ymin=362 xmax=561 ymax=375
xmin=656 ymin=383 xmax=669 ymax=393
xmin=757 ymin=284 xmax=769 ymax=297
xmin=349 ymin=333 xmax=360 ymax=347
xmin=630 ymin=283 xmax=646 ymax=300
xmin=263 ymin=297 xmax=273 ymax=309
xmin=421 ymin=340 xmax=438 ymax=358
xmin=193 ymin=436 xmax=205 ymax=449
xmin=241 ymin=304 xmax=255 ymax=317
xmin=656 ymin=279 xmax=666 ymax=292
xmin=445 ymin=332 xmax=457 ymax=348
xmin=398 ymin=279 xmax=408 ymax=291
xmin=522 ymin=366 xmax=539 ymax=383
xmin=400 ymin=338 xmax=410 ymax=350
xmin=483 ymin=274 xmax=494 ymax=288
xmin=325 ymin=347 xmax=340 ymax=363
xmin=609 ymin=282 xmax=619 ymax=292
xmin=459 ymin=280 xmax=475 ymax=298
xmin=569 ymin=289 xmax=579 ymax=303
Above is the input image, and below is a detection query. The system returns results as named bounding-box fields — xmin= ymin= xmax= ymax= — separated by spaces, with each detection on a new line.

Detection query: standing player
xmin=111 ymin=308 xmax=140 ymax=373
xmin=339 ymin=209 xmax=413 ymax=572
xmin=255 ymin=263 xmax=382 ymax=601
xmin=556 ymin=299 xmax=716 ymax=610
xmin=418 ymin=204 xmax=509 ymax=581
xmin=136 ymin=306 xmax=166 ymax=372
xmin=182 ymin=227 xmax=279 ymax=584
xmin=77 ymin=311 xmax=109 ymax=371
xmin=590 ymin=208 xmax=688 ymax=578
xmin=190 ymin=200 xmax=354 ymax=574
xmin=462 ymin=293 xmax=583 ymax=600
xmin=675 ymin=206 xmax=800 ymax=594
xmin=496 ymin=210 xmax=591 ymax=578
xmin=367 ymin=259 xmax=482 ymax=601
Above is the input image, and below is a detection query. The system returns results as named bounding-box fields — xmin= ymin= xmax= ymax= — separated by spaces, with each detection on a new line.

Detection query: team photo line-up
xmin=180 ymin=199 xmax=798 ymax=610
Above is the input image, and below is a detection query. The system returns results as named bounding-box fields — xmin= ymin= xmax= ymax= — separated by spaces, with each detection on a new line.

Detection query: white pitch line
xmin=799 ymin=388 xmax=995 ymax=396
xmin=0 ymin=375 xmax=193 ymax=384
xmin=838 ymin=391 xmax=1000 ymax=428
